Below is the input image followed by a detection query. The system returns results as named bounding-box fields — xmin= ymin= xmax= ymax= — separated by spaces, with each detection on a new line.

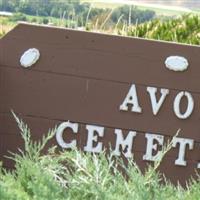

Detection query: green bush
xmin=10 ymin=13 xmax=27 ymax=22
xmin=0 ymin=113 xmax=200 ymax=200
xmin=128 ymin=14 xmax=200 ymax=45
xmin=42 ymin=18 xmax=49 ymax=24
xmin=30 ymin=17 xmax=37 ymax=23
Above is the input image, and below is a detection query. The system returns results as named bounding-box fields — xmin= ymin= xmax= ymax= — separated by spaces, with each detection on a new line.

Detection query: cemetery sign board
xmin=0 ymin=23 xmax=200 ymax=185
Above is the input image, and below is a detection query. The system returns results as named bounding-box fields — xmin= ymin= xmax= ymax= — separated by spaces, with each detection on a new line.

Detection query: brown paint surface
xmin=0 ymin=24 xmax=200 ymax=185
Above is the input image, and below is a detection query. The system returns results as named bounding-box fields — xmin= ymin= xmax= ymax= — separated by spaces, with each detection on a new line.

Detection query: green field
xmin=0 ymin=14 xmax=75 ymax=38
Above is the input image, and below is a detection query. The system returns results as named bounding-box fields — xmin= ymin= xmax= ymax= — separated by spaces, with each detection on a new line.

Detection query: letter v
xmin=147 ymin=87 xmax=169 ymax=115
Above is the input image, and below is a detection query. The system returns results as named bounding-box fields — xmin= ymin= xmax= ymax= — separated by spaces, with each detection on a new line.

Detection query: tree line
xmin=0 ymin=0 xmax=155 ymax=26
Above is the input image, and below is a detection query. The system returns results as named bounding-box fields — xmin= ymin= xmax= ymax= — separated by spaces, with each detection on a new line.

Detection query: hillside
xmin=128 ymin=0 xmax=200 ymax=8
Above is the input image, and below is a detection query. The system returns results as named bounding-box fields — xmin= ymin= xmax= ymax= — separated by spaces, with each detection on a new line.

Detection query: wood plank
xmin=0 ymin=24 xmax=200 ymax=93
xmin=1 ymin=66 xmax=200 ymax=140
xmin=1 ymin=113 xmax=200 ymax=163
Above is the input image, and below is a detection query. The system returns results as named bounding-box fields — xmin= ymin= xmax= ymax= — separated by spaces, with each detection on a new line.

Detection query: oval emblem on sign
xmin=20 ymin=48 xmax=40 ymax=68
xmin=165 ymin=56 xmax=189 ymax=72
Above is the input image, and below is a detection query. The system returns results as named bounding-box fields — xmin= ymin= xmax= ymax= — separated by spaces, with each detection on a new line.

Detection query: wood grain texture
xmin=0 ymin=24 xmax=200 ymax=185
xmin=1 ymin=24 xmax=200 ymax=93
xmin=1 ymin=66 xmax=200 ymax=139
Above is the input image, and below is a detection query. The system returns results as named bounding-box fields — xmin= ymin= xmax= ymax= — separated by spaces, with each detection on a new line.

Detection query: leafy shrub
xmin=128 ymin=14 xmax=200 ymax=45
xmin=42 ymin=18 xmax=49 ymax=24
xmin=0 ymin=113 xmax=200 ymax=200
xmin=31 ymin=17 xmax=37 ymax=23
xmin=10 ymin=13 xmax=27 ymax=22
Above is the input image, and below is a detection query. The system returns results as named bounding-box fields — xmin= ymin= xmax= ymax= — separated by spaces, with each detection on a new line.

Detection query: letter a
xmin=120 ymin=84 xmax=142 ymax=113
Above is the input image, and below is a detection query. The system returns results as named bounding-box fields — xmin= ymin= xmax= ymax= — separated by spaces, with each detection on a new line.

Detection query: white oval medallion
xmin=20 ymin=48 xmax=40 ymax=68
xmin=165 ymin=56 xmax=189 ymax=72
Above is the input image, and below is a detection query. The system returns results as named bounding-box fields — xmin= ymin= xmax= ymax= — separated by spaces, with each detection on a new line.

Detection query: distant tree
xmin=111 ymin=5 xmax=155 ymax=25
xmin=0 ymin=0 xmax=155 ymax=27
xmin=10 ymin=13 xmax=27 ymax=22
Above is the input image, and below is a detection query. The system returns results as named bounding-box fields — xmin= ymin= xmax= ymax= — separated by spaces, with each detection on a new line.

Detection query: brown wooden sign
xmin=0 ymin=23 xmax=200 ymax=185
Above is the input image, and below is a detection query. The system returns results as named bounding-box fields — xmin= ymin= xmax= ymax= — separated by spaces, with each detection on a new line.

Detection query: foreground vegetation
xmin=0 ymin=114 xmax=200 ymax=200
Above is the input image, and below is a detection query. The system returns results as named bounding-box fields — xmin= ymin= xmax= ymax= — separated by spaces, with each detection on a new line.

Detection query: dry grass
xmin=0 ymin=16 xmax=16 ymax=38
xmin=0 ymin=24 xmax=14 ymax=37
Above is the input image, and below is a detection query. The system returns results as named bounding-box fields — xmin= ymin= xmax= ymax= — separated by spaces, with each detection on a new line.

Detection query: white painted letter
xmin=120 ymin=84 xmax=142 ymax=113
xmin=56 ymin=121 xmax=78 ymax=149
xmin=84 ymin=125 xmax=104 ymax=153
xmin=198 ymin=146 xmax=200 ymax=168
xmin=197 ymin=160 xmax=200 ymax=169
xmin=143 ymin=133 xmax=164 ymax=161
xmin=173 ymin=91 xmax=194 ymax=119
xmin=113 ymin=129 xmax=137 ymax=158
xmin=147 ymin=87 xmax=169 ymax=115
xmin=172 ymin=137 xmax=194 ymax=166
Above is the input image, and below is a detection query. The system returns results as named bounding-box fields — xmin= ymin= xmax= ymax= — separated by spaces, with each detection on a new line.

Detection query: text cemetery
xmin=56 ymin=84 xmax=199 ymax=168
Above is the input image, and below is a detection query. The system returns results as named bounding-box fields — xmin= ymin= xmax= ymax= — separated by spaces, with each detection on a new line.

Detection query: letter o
xmin=173 ymin=91 xmax=194 ymax=119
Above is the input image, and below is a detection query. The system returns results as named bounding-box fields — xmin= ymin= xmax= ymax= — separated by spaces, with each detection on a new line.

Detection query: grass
xmin=0 ymin=14 xmax=75 ymax=38
xmin=0 ymin=17 xmax=16 ymax=38
xmin=0 ymin=24 xmax=13 ymax=37
xmin=1 ymin=14 xmax=199 ymax=48
xmin=82 ymin=0 xmax=121 ymax=9
xmin=0 ymin=113 xmax=200 ymax=200
xmin=24 ymin=15 xmax=70 ymax=27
